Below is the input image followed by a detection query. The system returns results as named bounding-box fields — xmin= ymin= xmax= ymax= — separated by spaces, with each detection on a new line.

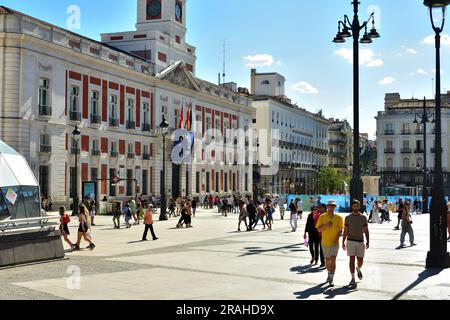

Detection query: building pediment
xmin=156 ymin=61 xmax=200 ymax=91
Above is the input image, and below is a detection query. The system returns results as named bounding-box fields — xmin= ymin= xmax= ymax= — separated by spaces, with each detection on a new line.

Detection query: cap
xmin=327 ymin=200 xmax=337 ymax=207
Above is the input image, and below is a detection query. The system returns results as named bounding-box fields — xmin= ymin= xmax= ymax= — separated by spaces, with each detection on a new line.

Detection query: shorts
xmin=267 ymin=215 xmax=273 ymax=221
xmin=322 ymin=246 xmax=339 ymax=258
xmin=239 ymin=213 xmax=247 ymax=221
xmin=347 ymin=240 xmax=365 ymax=258
xmin=78 ymin=222 xmax=89 ymax=233
xmin=60 ymin=224 xmax=70 ymax=235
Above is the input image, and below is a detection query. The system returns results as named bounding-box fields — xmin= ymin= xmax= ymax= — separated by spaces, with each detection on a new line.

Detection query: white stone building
xmin=0 ymin=1 xmax=253 ymax=208
xmin=376 ymin=93 xmax=450 ymax=195
xmin=249 ymin=69 xmax=330 ymax=195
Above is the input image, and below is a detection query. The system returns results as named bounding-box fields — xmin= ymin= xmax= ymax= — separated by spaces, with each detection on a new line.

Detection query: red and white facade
xmin=0 ymin=3 xmax=253 ymax=207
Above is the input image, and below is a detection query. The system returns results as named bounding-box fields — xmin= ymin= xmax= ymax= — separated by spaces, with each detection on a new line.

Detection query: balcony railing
xmin=38 ymin=106 xmax=52 ymax=117
xmin=69 ymin=111 xmax=81 ymax=121
xmin=40 ymin=145 xmax=52 ymax=153
xmin=142 ymin=123 xmax=151 ymax=132
xmin=127 ymin=153 xmax=135 ymax=159
xmin=110 ymin=151 xmax=118 ymax=158
xmin=401 ymin=148 xmax=412 ymax=153
xmin=384 ymin=130 xmax=395 ymax=135
xmin=329 ymin=139 xmax=346 ymax=144
xmin=91 ymin=149 xmax=100 ymax=156
xmin=384 ymin=148 xmax=395 ymax=154
xmin=401 ymin=130 xmax=411 ymax=135
xmin=414 ymin=129 xmax=424 ymax=135
xmin=126 ymin=121 xmax=136 ymax=129
xmin=71 ymin=148 xmax=80 ymax=155
xmin=109 ymin=118 xmax=119 ymax=127
xmin=415 ymin=148 xmax=425 ymax=153
xmin=142 ymin=153 xmax=150 ymax=160
xmin=90 ymin=114 xmax=102 ymax=124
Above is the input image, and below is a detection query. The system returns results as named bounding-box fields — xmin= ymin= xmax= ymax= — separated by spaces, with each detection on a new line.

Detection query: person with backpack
xmin=59 ymin=206 xmax=75 ymax=250
xmin=124 ymin=202 xmax=133 ymax=228
xmin=142 ymin=204 xmax=158 ymax=241
xmin=289 ymin=199 xmax=298 ymax=232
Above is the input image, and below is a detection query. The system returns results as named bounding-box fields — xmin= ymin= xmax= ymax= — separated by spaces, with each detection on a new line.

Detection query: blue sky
xmin=3 ymin=0 xmax=450 ymax=139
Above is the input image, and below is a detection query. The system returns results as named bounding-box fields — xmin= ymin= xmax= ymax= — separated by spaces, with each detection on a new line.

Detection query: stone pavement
xmin=1 ymin=208 xmax=450 ymax=300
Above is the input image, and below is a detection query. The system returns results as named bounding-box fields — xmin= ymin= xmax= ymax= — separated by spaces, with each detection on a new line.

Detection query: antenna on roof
xmin=220 ymin=39 xmax=228 ymax=84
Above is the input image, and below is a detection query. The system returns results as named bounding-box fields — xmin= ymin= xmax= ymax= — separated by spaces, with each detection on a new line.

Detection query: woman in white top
xmin=372 ymin=200 xmax=381 ymax=224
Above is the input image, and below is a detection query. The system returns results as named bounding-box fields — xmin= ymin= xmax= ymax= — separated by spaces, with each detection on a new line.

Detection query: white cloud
xmin=243 ymin=54 xmax=278 ymax=68
xmin=292 ymin=81 xmax=319 ymax=94
xmin=334 ymin=48 xmax=383 ymax=67
xmin=417 ymin=69 xmax=427 ymax=74
xmin=378 ymin=77 xmax=396 ymax=85
xmin=407 ymin=48 xmax=417 ymax=54
xmin=422 ymin=34 xmax=450 ymax=46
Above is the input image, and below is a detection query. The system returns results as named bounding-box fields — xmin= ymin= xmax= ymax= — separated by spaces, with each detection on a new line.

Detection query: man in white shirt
xmin=297 ymin=199 xmax=303 ymax=220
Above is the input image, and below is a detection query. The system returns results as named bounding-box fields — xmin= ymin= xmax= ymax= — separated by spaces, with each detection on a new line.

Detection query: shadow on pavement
xmin=392 ymin=268 xmax=443 ymax=300
xmin=290 ymin=265 xmax=324 ymax=274
xmin=293 ymin=282 xmax=329 ymax=299
xmin=323 ymin=285 xmax=358 ymax=299
xmin=238 ymin=243 xmax=305 ymax=257
xmin=127 ymin=240 xmax=146 ymax=244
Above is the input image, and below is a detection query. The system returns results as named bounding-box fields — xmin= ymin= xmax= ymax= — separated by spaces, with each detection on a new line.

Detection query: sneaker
xmin=410 ymin=243 xmax=417 ymax=247
xmin=319 ymin=263 xmax=326 ymax=268
xmin=72 ymin=245 xmax=80 ymax=251
xmin=153 ymin=238 xmax=159 ymax=241
xmin=400 ymin=244 xmax=407 ymax=248
xmin=394 ymin=226 xmax=400 ymax=230
xmin=89 ymin=243 xmax=96 ymax=250
xmin=349 ymin=279 xmax=357 ymax=286
xmin=142 ymin=239 xmax=148 ymax=241
xmin=356 ymin=268 xmax=363 ymax=280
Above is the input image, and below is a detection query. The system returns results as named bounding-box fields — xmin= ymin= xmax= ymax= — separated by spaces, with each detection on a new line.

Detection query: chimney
xmin=250 ymin=69 xmax=257 ymax=95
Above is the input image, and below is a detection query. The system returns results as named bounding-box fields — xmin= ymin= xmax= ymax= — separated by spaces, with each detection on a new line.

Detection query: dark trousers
xmin=178 ymin=214 xmax=188 ymax=225
xmin=308 ymin=237 xmax=323 ymax=263
xmin=185 ymin=215 xmax=192 ymax=225
xmin=142 ymin=224 xmax=157 ymax=240
xmin=248 ymin=215 xmax=256 ymax=230
xmin=253 ymin=215 xmax=266 ymax=228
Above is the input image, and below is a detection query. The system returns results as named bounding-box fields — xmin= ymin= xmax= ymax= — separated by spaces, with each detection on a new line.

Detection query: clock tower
xmin=101 ymin=0 xmax=196 ymax=74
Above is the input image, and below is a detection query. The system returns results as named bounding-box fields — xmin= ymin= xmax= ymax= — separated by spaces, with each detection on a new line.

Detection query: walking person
xmin=342 ymin=200 xmax=370 ymax=287
xmin=176 ymin=203 xmax=188 ymax=228
xmin=129 ymin=197 xmax=138 ymax=224
xmin=395 ymin=198 xmax=404 ymax=230
xmin=112 ymin=203 xmax=122 ymax=229
xmin=246 ymin=199 xmax=257 ymax=231
xmin=315 ymin=200 xmax=344 ymax=287
xmin=289 ymin=200 xmax=298 ymax=232
xmin=142 ymin=204 xmax=158 ymax=241
xmin=192 ymin=197 xmax=197 ymax=217
xmin=59 ymin=206 xmax=75 ymax=250
xmin=317 ymin=204 xmax=327 ymax=267
xmin=73 ymin=205 xmax=95 ymax=251
xmin=400 ymin=200 xmax=417 ymax=248
xmin=253 ymin=201 xmax=267 ymax=230
xmin=89 ymin=201 xmax=96 ymax=226
xmin=185 ymin=200 xmax=193 ymax=228
xmin=297 ymin=198 xmax=303 ymax=220
xmin=124 ymin=202 xmax=133 ymax=228
xmin=265 ymin=201 xmax=274 ymax=231
xmin=304 ymin=206 xmax=322 ymax=265
xmin=237 ymin=199 xmax=248 ymax=232
xmin=279 ymin=197 xmax=286 ymax=220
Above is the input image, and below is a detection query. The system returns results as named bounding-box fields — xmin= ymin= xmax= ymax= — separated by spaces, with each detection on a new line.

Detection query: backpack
xmin=125 ymin=207 xmax=132 ymax=217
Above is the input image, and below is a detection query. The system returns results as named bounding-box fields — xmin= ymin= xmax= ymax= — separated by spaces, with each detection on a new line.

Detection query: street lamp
xmin=413 ymin=97 xmax=434 ymax=214
xmin=71 ymin=125 xmax=81 ymax=216
xmin=159 ymin=115 xmax=170 ymax=221
xmin=423 ymin=0 xmax=450 ymax=268
xmin=333 ymin=1 xmax=380 ymax=205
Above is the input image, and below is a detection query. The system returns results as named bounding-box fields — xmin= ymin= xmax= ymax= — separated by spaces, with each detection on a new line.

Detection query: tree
xmin=317 ymin=167 xmax=345 ymax=194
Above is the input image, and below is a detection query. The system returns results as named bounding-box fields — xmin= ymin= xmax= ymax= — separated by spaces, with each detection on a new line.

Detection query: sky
xmin=3 ymin=0 xmax=450 ymax=139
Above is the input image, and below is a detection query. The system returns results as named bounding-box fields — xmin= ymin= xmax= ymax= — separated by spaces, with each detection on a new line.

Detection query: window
xmin=92 ymin=139 xmax=99 ymax=151
xmin=261 ymin=80 xmax=270 ymax=85
xmin=109 ymin=169 xmax=117 ymax=197
xmin=272 ymin=111 xmax=275 ymax=123
xmin=128 ymin=144 xmax=134 ymax=154
xmin=127 ymin=98 xmax=134 ymax=122
xmin=196 ymin=172 xmax=200 ymax=193
xmin=91 ymin=91 xmax=99 ymax=115
xmin=91 ymin=168 xmax=98 ymax=182
xmin=143 ymin=102 xmax=149 ymax=125
xmin=402 ymin=123 xmax=410 ymax=133
xmin=39 ymin=78 xmax=50 ymax=107
xmin=40 ymin=134 xmax=50 ymax=147
xmin=403 ymin=158 xmax=410 ymax=168
xmin=162 ymin=105 xmax=168 ymax=117
xmin=386 ymin=141 xmax=393 ymax=149
xmin=111 ymin=141 xmax=117 ymax=152
xmin=70 ymin=86 xmax=79 ymax=112
xmin=110 ymin=95 xmax=118 ymax=119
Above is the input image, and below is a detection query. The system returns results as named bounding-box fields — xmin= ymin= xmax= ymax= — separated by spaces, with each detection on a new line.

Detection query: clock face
xmin=147 ymin=1 xmax=161 ymax=17
xmin=175 ymin=3 xmax=182 ymax=21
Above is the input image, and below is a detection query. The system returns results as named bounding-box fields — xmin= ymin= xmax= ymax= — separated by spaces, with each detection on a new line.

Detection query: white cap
xmin=327 ymin=200 xmax=337 ymax=207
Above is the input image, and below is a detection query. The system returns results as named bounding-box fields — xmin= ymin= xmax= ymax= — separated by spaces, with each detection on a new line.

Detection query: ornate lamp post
xmin=413 ymin=97 xmax=434 ymax=214
xmin=71 ymin=125 xmax=81 ymax=216
xmin=423 ymin=0 xmax=450 ymax=268
xmin=159 ymin=115 xmax=170 ymax=221
xmin=333 ymin=1 xmax=380 ymax=205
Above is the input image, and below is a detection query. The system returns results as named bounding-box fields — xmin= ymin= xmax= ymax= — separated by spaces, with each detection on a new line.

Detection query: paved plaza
xmin=1 ymin=208 xmax=450 ymax=300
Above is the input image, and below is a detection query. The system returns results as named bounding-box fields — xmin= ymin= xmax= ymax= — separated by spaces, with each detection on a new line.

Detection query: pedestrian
xmin=304 ymin=206 xmax=322 ymax=265
xmin=246 ymin=199 xmax=256 ymax=231
xmin=372 ymin=201 xmax=381 ymax=224
xmin=128 ymin=197 xmax=138 ymax=224
xmin=237 ymin=199 xmax=248 ymax=232
xmin=89 ymin=201 xmax=96 ymax=226
xmin=395 ymin=198 xmax=404 ymax=230
xmin=342 ymin=200 xmax=370 ymax=287
xmin=124 ymin=202 xmax=133 ymax=228
xmin=112 ymin=203 xmax=122 ymax=229
xmin=73 ymin=205 xmax=95 ymax=251
xmin=279 ymin=197 xmax=286 ymax=220
xmin=253 ymin=201 xmax=266 ymax=230
xmin=265 ymin=201 xmax=274 ymax=231
xmin=400 ymin=200 xmax=417 ymax=248
xmin=142 ymin=204 xmax=158 ymax=241
xmin=185 ymin=200 xmax=193 ymax=228
xmin=59 ymin=206 xmax=75 ymax=250
xmin=317 ymin=204 xmax=327 ymax=267
xmin=176 ymin=203 xmax=188 ymax=228
xmin=297 ymin=198 xmax=303 ymax=220
xmin=315 ymin=200 xmax=344 ymax=287
xmin=192 ymin=197 xmax=197 ymax=217
xmin=289 ymin=199 xmax=298 ymax=232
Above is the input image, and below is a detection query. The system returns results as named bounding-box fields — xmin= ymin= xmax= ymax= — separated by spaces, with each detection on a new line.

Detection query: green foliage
xmin=317 ymin=167 xmax=346 ymax=194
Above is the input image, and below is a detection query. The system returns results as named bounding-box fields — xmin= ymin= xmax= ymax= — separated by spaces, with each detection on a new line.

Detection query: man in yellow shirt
xmin=316 ymin=199 xmax=344 ymax=287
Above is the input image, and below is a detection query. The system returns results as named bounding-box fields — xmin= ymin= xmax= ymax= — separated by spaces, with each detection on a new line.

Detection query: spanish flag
xmin=178 ymin=104 xmax=184 ymax=129
xmin=185 ymin=105 xmax=192 ymax=131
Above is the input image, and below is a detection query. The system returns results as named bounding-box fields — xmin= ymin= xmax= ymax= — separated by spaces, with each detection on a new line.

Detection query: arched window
xmin=386 ymin=158 xmax=393 ymax=169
